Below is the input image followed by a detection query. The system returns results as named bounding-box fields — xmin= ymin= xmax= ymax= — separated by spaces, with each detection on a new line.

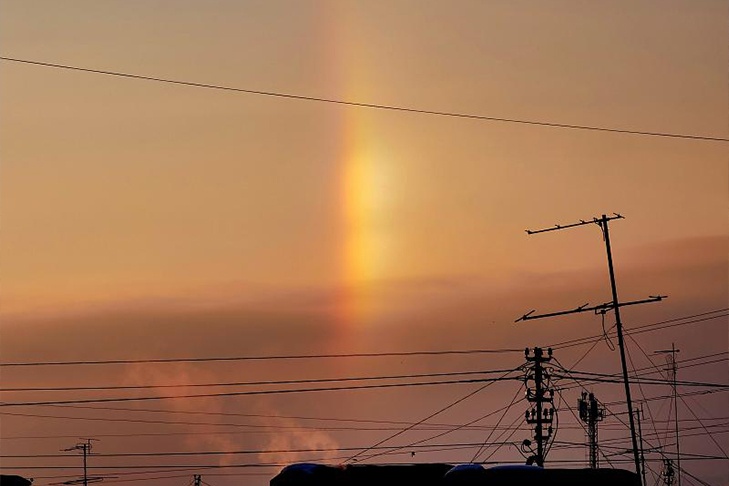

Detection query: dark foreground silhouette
xmin=270 ymin=463 xmax=641 ymax=486
xmin=0 ymin=476 xmax=32 ymax=486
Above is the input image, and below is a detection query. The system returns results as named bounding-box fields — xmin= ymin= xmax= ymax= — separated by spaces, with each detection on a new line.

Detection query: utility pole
xmin=578 ymin=391 xmax=604 ymax=468
xmin=62 ymin=439 xmax=99 ymax=486
xmin=523 ymin=347 xmax=554 ymax=467
xmin=662 ymin=458 xmax=675 ymax=486
xmin=656 ymin=343 xmax=681 ymax=486
xmin=516 ymin=214 xmax=665 ymax=484
xmin=635 ymin=407 xmax=647 ymax=486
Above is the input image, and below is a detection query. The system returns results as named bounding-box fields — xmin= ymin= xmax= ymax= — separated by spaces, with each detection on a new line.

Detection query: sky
xmin=0 ymin=1 xmax=727 ymax=486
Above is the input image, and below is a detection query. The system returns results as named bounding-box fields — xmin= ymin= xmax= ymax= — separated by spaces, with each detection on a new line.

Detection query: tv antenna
xmin=516 ymin=213 xmax=665 ymax=484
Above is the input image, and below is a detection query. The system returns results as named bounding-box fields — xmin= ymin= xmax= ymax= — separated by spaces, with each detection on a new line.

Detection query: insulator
xmin=579 ymin=398 xmax=587 ymax=420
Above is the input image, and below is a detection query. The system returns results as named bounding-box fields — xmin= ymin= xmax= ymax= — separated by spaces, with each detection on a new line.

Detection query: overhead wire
xmin=0 ymin=409 xmax=485 ymax=433
xmin=0 ymin=368 xmax=513 ymax=393
xmin=554 ymin=377 xmax=670 ymax=483
xmin=550 ymin=371 xmax=728 ymax=389
xmin=550 ymin=353 xmax=677 ymax=482
xmin=0 ymin=440 xmax=521 ymax=459
xmin=602 ymin=387 xmax=729 ymax=407
xmin=470 ymin=385 xmax=523 ymax=461
xmin=551 ymin=349 xmax=728 ymax=389
xmin=547 ymin=309 xmax=728 ymax=351
xmin=48 ymin=402 xmax=496 ymax=429
xmin=12 ymin=457 xmax=715 ymax=472
xmin=354 ymin=393 xmax=527 ymax=463
xmin=3 ymin=411 xmax=725 ymax=441
xmin=626 ymin=333 xmax=729 ymax=460
xmin=2 ymin=57 xmax=728 ymax=143
xmin=342 ymin=366 xmax=522 ymax=463
xmin=627 ymin=341 xmax=668 ymax=466
xmin=2 ymin=308 xmax=724 ymax=369
xmin=0 ymin=374 xmax=521 ymax=408
xmin=0 ymin=348 xmax=522 ymax=368
xmin=477 ymin=407 xmax=526 ymax=464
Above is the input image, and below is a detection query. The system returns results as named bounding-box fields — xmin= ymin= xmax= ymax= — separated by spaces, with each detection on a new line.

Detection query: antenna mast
xmin=516 ymin=214 xmax=665 ymax=484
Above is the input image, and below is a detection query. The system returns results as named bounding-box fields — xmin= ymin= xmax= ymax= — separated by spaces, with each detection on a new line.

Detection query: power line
xmin=576 ymin=344 xmax=726 ymax=486
xmin=0 ymin=409 xmax=447 ymax=432
xmin=0 ymin=368 xmax=513 ymax=392
xmin=0 ymin=408 xmax=498 ymax=433
xmin=595 ymin=425 xmax=729 ymax=448
xmin=0 ymin=375 xmax=521 ymax=407
xmin=4 ymin=353 xmax=720 ymax=395
xmin=38 ymin=403 xmax=499 ymax=431
xmin=0 ymin=348 xmax=521 ymax=368
xmin=553 ymin=351 xmax=728 ymax=388
xmin=8 ymin=414 xmax=723 ymax=443
xmin=1 ymin=56 xmax=728 ymax=143
xmin=551 ymin=367 xmax=666 ymax=480
xmin=2 ymin=308 xmax=724 ymax=369
xmin=470 ymin=386 xmax=524 ymax=462
xmin=0 ymin=440 xmax=520 ymax=459
xmin=603 ymin=387 xmax=729 ymax=407
xmin=480 ymin=411 xmax=527 ymax=463
xmin=343 ymin=367 xmax=521 ymax=463
xmin=3 ymin=406 xmax=724 ymax=441
xmin=6 ymin=457 xmax=726 ymax=472
xmin=354 ymin=393 xmax=526 ymax=463
xmin=552 ymin=371 xmax=729 ymax=389
xmin=626 ymin=333 xmax=729 ymax=460
xmin=548 ymin=309 xmax=728 ymax=351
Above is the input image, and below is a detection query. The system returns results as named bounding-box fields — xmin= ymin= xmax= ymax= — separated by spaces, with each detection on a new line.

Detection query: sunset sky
xmin=1 ymin=1 xmax=727 ymax=486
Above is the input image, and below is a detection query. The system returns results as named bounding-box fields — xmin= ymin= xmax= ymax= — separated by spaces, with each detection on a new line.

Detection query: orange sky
xmin=1 ymin=2 xmax=727 ymax=486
